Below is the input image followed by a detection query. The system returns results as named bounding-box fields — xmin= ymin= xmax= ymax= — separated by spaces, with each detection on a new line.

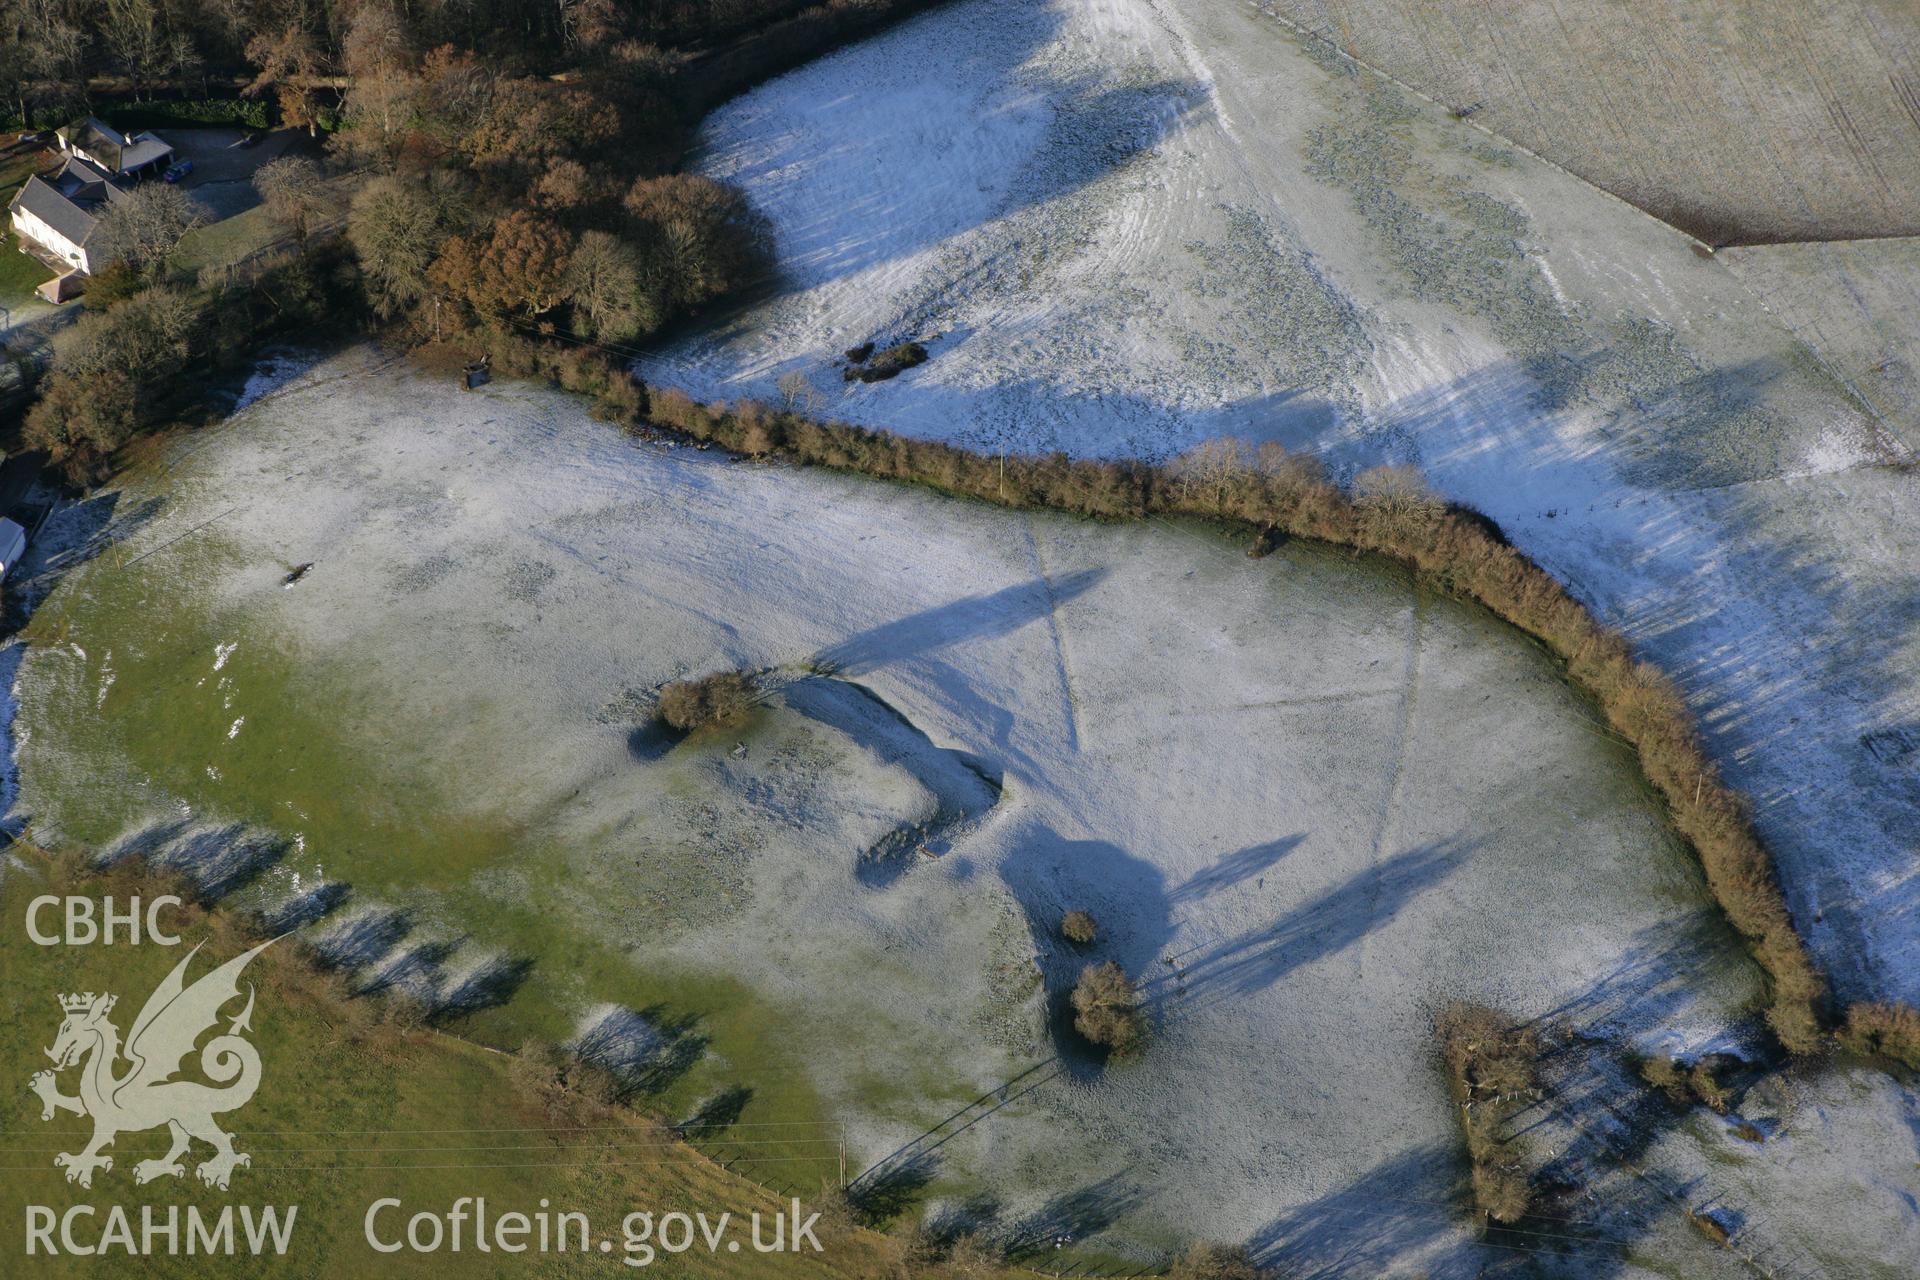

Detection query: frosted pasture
xmin=7 ymin=350 xmax=1798 ymax=1269
xmin=641 ymin=0 xmax=1920 ymax=1019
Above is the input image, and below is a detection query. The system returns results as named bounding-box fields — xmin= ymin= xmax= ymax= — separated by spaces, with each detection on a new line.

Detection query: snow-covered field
xmin=18 ymin=350 xmax=1900 ymax=1271
xmin=1247 ymin=0 xmax=1920 ymax=244
xmin=641 ymin=0 xmax=1920 ymax=1013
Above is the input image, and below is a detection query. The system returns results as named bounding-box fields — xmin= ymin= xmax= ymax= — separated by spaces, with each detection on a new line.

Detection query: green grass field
xmin=0 ymin=860 xmax=897 ymax=1278
xmin=0 ymin=229 xmax=53 ymax=307
xmin=0 ymin=145 xmax=55 ymax=305
xmin=14 ymin=515 xmax=846 ymax=1203
xmin=170 ymin=206 xmax=282 ymax=279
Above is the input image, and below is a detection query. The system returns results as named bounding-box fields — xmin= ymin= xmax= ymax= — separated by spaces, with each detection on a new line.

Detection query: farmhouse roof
xmin=120 ymin=132 xmax=173 ymax=170
xmin=53 ymin=117 xmax=171 ymax=174
xmin=9 ymin=156 xmax=129 ymax=248
xmin=58 ymin=116 xmax=128 ymax=169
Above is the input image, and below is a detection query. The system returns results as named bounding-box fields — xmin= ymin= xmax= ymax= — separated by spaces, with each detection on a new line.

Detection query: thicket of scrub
xmin=1435 ymin=1003 xmax=1541 ymax=1224
xmin=657 ymin=670 xmax=758 ymax=733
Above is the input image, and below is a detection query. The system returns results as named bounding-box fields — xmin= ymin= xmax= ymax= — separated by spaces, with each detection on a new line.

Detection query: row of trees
xmin=348 ymin=169 xmax=765 ymax=343
xmin=0 ymin=0 xmax=827 ymax=126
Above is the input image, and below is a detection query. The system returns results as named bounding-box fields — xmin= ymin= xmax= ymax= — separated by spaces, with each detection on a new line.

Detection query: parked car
xmin=0 ymin=517 xmax=28 ymax=583
xmin=163 ymin=159 xmax=194 ymax=183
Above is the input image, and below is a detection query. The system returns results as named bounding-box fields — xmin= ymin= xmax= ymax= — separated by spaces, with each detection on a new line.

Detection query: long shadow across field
xmin=1152 ymin=837 xmax=1472 ymax=1013
xmin=1 ymin=490 xmax=168 ymax=632
xmin=1167 ymin=835 xmax=1303 ymax=906
xmin=691 ymin=0 xmax=1210 ymax=296
xmin=1250 ymin=1143 xmax=1482 ymax=1279
xmin=813 ymin=568 xmax=1103 ymax=676
xmin=998 ymin=827 xmax=1175 ymax=1080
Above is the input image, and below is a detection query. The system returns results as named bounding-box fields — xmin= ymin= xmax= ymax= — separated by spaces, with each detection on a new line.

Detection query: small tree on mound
xmin=1060 ymin=909 xmax=1098 ymax=945
xmin=1071 ymin=961 xmax=1144 ymax=1057
xmin=657 ymin=671 xmax=756 ymax=733
xmin=1168 ymin=1241 xmax=1264 ymax=1280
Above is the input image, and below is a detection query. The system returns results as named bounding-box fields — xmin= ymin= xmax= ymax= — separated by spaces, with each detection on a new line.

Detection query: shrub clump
xmin=657 ymin=671 xmax=757 ymax=733
xmin=1838 ymin=1002 xmax=1920 ymax=1070
xmin=1436 ymin=1003 xmax=1541 ymax=1224
xmin=1637 ymin=1052 xmax=1735 ymax=1113
xmin=509 ymin=1038 xmax=625 ymax=1115
xmin=1060 ymin=909 xmax=1098 ymax=945
xmin=846 ymin=340 xmax=928 ymax=383
xmin=1167 ymin=1241 xmax=1265 ymax=1280
xmin=1070 ymin=961 xmax=1145 ymax=1058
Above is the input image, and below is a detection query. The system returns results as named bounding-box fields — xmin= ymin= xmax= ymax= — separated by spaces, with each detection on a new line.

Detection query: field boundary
xmin=599 ymin=375 xmax=1831 ymax=1052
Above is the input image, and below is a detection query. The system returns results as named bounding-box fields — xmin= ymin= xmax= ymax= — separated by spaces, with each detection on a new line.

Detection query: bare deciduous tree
xmin=245 ymin=23 xmax=325 ymax=136
xmin=337 ymin=2 xmax=418 ymax=167
xmin=1070 ymin=961 xmax=1145 ymax=1057
xmin=25 ymin=285 xmax=201 ymax=466
xmin=93 ymin=182 xmax=202 ymax=275
xmin=254 ymin=156 xmax=331 ymax=243
xmin=562 ymin=229 xmax=643 ymax=341
xmin=776 ymin=369 xmax=817 ymax=412
xmin=1176 ymin=437 xmax=1250 ymax=515
xmin=346 ymin=172 xmax=469 ymax=316
xmin=1353 ymin=463 xmax=1444 ymax=540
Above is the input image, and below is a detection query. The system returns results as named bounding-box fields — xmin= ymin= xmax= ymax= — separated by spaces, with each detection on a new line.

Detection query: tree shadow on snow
xmin=814 ymin=568 xmax=1104 ymax=677
xmin=1152 ymin=836 xmax=1472 ymax=1014
xmin=1249 ymin=1143 xmax=1486 ymax=1279
xmin=679 ymin=1085 xmax=754 ymax=1140
xmin=625 ymin=719 xmax=685 ymax=762
xmin=3 ymin=490 xmax=168 ymax=630
xmin=572 ymin=1004 xmax=710 ymax=1101
xmin=997 ymin=826 xmax=1177 ymax=1082
xmin=1166 ymin=835 xmax=1304 ymax=906
xmin=847 ymin=1150 xmax=941 ymax=1226
xmin=685 ymin=0 xmax=1213 ymax=301
xmin=1000 ymin=1173 xmax=1144 ymax=1261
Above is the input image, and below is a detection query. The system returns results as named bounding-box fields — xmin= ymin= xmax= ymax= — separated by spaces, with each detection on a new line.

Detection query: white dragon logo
xmin=28 ymin=939 xmax=275 ymax=1190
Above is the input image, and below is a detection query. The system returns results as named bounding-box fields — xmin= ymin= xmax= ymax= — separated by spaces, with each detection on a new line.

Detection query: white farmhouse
xmin=8 ymin=155 xmax=134 ymax=275
xmin=7 ymin=119 xmax=176 ymax=288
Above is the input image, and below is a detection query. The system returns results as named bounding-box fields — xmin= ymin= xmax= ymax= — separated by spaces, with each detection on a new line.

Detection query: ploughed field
xmin=0 ymin=349 xmax=1821 ymax=1271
